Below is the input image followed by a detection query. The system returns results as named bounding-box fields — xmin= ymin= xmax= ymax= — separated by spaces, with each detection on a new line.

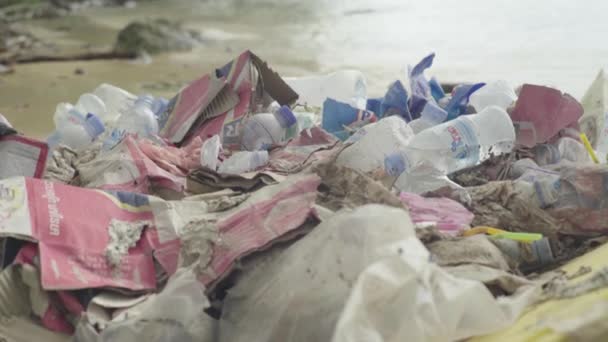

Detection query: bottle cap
xmin=275 ymin=105 xmax=297 ymax=128
xmin=84 ymin=113 xmax=106 ymax=137
xmin=384 ymin=153 xmax=408 ymax=177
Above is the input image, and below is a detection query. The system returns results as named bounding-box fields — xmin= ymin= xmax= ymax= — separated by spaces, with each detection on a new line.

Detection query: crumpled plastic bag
xmin=218 ymin=205 xmax=416 ymax=342
xmin=218 ymin=204 xmax=536 ymax=342
xmin=74 ymin=269 xmax=216 ymax=342
xmin=331 ymin=246 xmax=537 ymax=342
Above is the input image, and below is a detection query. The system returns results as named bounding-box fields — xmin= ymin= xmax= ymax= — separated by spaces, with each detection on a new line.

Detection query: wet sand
xmin=2 ymin=0 xmax=608 ymax=138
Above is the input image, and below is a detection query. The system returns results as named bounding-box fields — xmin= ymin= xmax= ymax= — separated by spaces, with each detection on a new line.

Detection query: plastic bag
xmin=92 ymin=269 xmax=215 ymax=342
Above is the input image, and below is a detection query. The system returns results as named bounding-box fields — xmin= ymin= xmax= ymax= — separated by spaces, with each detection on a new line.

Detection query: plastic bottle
xmin=93 ymin=83 xmax=137 ymax=123
xmin=240 ymin=105 xmax=298 ymax=151
xmin=388 ymin=105 xmax=516 ymax=175
xmin=408 ymin=101 xmax=448 ymax=134
xmin=284 ymin=70 xmax=367 ymax=109
xmin=218 ymin=150 xmax=269 ymax=175
xmin=75 ymin=93 xmax=108 ymax=122
xmin=48 ymin=110 xmax=105 ymax=151
xmin=336 ymin=116 xmax=414 ymax=173
xmin=469 ymin=80 xmax=518 ymax=112
xmin=99 ymin=96 xmax=160 ymax=150
xmin=491 ymin=237 xmax=554 ymax=272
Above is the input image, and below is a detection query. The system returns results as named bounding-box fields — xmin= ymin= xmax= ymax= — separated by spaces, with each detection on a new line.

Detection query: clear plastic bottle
xmin=408 ymin=101 xmax=448 ymax=134
xmin=75 ymin=93 xmax=108 ymax=122
xmin=284 ymin=70 xmax=367 ymax=109
xmin=93 ymin=83 xmax=137 ymax=123
xmin=388 ymin=105 xmax=516 ymax=175
xmin=48 ymin=110 xmax=105 ymax=151
xmin=218 ymin=150 xmax=269 ymax=175
xmin=469 ymin=80 xmax=517 ymax=112
xmin=240 ymin=105 xmax=298 ymax=151
xmin=103 ymin=97 xmax=160 ymax=148
xmin=336 ymin=116 xmax=414 ymax=173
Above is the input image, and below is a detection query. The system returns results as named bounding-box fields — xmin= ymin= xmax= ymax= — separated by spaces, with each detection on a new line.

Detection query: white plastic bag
xmin=77 ymin=269 xmax=216 ymax=342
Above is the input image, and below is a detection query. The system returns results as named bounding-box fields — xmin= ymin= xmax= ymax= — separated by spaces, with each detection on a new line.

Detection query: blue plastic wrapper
xmin=382 ymin=80 xmax=412 ymax=121
xmin=409 ymin=94 xmax=427 ymax=119
xmin=444 ymin=83 xmax=486 ymax=121
xmin=429 ymin=77 xmax=445 ymax=102
xmin=410 ymin=53 xmax=435 ymax=99
xmin=366 ymin=98 xmax=383 ymax=116
xmin=322 ymin=98 xmax=377 ymax=141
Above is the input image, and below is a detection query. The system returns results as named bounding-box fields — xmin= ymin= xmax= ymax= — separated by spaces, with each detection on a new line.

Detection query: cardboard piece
xmin=159 ymin=74 xmax=239 ymax=144
xmin=163 ymin=50 xmax=298 ymax=147
xmin=187 ymin=168 xmax=283 ymax=194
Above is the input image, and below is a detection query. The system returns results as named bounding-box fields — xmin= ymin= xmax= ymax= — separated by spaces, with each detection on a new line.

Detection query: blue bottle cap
xmin=275 ymin=105 xmax=297 ymax=128
xmin=384 ymin=153 xmax=408 ymax=177
xmin=85 ymin=113 xmax=105 ymax=137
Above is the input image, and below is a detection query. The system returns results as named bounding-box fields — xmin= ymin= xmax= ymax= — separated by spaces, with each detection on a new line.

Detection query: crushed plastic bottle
xmin=387 ymin=105 xmax=516 ymax=176
xmin=408 ymin=101 xmax=448 ymax=133
xmin=284 ymin=70 xmax=367 ymax=109
xmin=469 ymin=80 xmax=518 ymax=112
xmin=102 ymin=96 xmax=160 ymax=150
xmin=48 ymin=109 xmax=105 ymax=151
xmin=93 ymin=83 xmax=137 ymax=123
xmin=240 ymin=105 xmax=298 ymax=151
xmin=218 ymin=150 xmax=269 ymax=175
xmin=336 ymin=116 xmax=414 ymax=173
xmin=74 ymin=93 xmax=108 ymax=122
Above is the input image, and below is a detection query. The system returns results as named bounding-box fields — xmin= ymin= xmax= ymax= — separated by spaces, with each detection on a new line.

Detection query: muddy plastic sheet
xmin=154 ymin=173 xmax=321 ymax=289
xmin=471 ymin=240 xmax=608 ymax=341
xmin=77 ymin=136 xmax=186 ymax=195
xmin=44 ymin=145 xmax=99 ymax=185
xmin=0 ymin=134 xmax=48 ymax=179
xmin=217 ymin=205 xmax=536 ymax=342
xmin=544 ymin=163 xmax=608 ymax=234
xmin=312 ymin=161 xmax=404 ymax=211
xmin=73 ymin=269 xmax=216 ymax=342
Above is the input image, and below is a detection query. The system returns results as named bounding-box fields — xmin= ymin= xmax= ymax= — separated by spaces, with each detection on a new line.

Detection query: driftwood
xmin=0 ymin=50 xmax=136 ymax=65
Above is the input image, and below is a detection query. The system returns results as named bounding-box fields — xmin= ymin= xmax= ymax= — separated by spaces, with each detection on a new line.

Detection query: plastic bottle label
xmin=445 ymin=118 xmax=480 ymax=161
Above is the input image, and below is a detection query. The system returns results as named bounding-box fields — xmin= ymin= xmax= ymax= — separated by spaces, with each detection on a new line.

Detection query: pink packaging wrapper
xmin=510 ymin=84 xmax=583 ymax=147
xmin=0 ymin=177 xmax=157 ymax=291
xmin=400 ymin=192 xmax=474 ymax=234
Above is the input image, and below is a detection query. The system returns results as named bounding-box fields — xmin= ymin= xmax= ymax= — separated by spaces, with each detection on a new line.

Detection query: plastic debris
xmin=2 ymin=48 xmax=608 ymax=342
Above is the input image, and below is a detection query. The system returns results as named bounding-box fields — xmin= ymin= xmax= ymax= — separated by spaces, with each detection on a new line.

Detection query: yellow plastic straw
xmin=463 ymin=226 xmax=543 ymax=243
xmin=580 ymin=133 xmax=600 ymax=164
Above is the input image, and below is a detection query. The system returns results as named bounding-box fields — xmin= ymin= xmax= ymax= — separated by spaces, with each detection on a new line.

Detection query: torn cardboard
xmin=159 ymin=73 xmax=239 ymax=144
xmin=187 ymin=168 xmax=283 ymax=194
xmin=181 ymin=50 xmax=299 ymax=148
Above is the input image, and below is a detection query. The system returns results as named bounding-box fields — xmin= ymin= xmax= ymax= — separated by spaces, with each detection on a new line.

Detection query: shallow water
xmin=1 ymin=0 xmax=607 ymax=137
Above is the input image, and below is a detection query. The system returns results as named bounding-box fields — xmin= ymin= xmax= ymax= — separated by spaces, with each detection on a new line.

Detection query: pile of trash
xmin=2 ymin=50 xmax=608 ymax=341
